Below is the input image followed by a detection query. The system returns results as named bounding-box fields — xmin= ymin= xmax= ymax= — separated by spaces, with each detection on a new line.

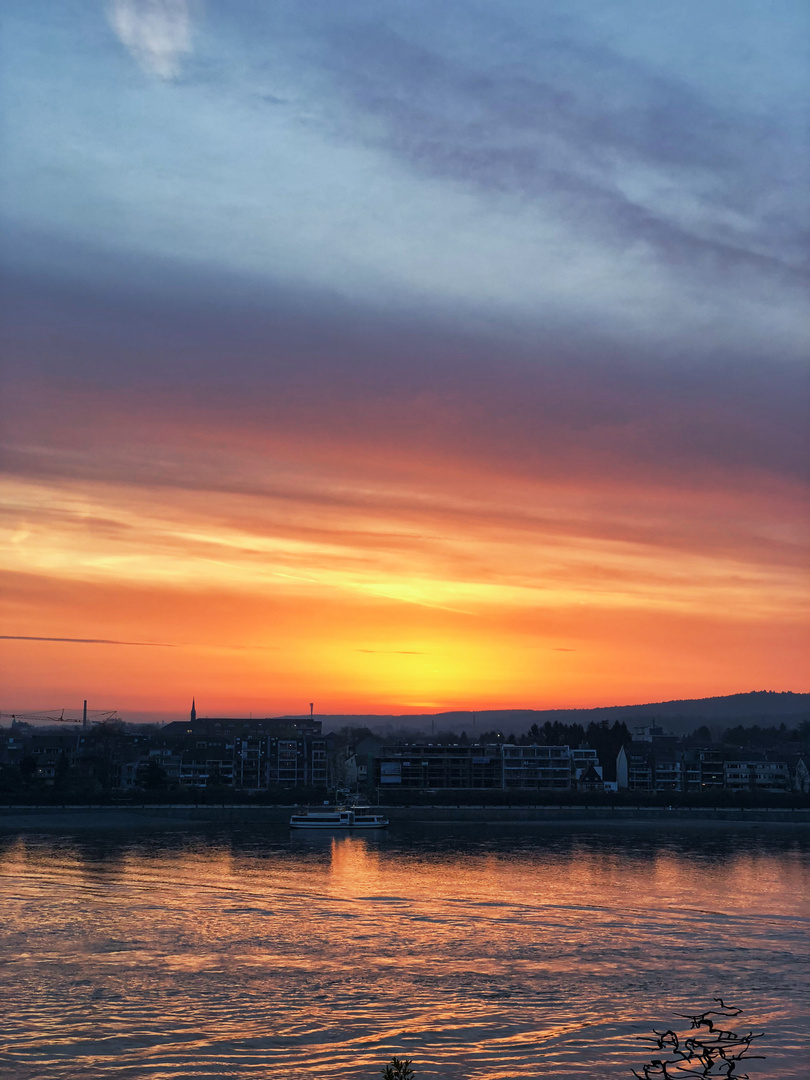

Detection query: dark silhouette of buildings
xmin=0 ymin=709 xmax=807 ymax=798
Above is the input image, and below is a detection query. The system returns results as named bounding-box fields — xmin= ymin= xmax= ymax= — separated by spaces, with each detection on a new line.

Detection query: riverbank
xmin=1 ymin=803 xmax=808 ymax=829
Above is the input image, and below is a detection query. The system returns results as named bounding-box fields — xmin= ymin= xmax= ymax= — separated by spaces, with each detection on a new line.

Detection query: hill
xmin=319 ymin=692 xmax=810 ymax=738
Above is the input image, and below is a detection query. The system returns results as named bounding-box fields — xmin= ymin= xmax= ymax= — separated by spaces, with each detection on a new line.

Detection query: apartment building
xmin=375 ymin=744 xmax=503 ymax=789
xmin=502 ymin=745 xmax=574 ymax=789
xmin=373 ymin=743 xmax=604 ymax=791
xmin=724 ymin=759 xmax=791 ymax=793
xmin=617 ymin=741 xmax=796 ymax=794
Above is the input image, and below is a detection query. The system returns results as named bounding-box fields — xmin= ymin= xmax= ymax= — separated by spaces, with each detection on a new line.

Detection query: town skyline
xmin=3 ymin=692 xmax=807 ymax=800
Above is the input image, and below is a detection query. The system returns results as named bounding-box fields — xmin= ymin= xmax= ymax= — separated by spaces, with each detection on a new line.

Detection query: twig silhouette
xmin=634 ymin=1003 xmax=764 ymax=1078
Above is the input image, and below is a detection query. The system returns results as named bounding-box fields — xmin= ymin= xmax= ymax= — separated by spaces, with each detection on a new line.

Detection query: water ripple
xmin=0 ymin=826 xmax=808 ymax=1078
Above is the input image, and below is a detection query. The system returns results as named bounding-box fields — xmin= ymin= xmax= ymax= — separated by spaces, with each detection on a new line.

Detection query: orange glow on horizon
xmin=1 ymin=413 xmax=807 ymax=718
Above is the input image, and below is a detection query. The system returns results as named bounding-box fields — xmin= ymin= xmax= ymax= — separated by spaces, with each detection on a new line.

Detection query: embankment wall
xmin=1 ymin=804 xmax=808 ymax=828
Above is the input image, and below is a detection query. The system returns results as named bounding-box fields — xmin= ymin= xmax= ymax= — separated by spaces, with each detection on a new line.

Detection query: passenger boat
xmin=289 ymin=801 xmax=389 ymax=829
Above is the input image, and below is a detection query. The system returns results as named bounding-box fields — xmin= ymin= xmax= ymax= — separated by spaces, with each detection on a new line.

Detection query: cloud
xmin=314 ymin=18 xmax=808 ymax=284
xmin=2 ymin=245 xmax=807 ymax=492
xmin=356 ymin=649 xmax=426 ymax=654
xmin=0 ymin=634 xmax=174 ymax=646
xmin=107 ymin=0 xmax=192 ymax=79
xmin=0 ymin=634 xmax=276 ymax=650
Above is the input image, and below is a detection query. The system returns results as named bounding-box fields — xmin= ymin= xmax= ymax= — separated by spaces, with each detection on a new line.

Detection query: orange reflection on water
xmin=0 ymin=828 xmax=808 ymax=1078
xmin=328 ymin=835 xmax=384 ymax=892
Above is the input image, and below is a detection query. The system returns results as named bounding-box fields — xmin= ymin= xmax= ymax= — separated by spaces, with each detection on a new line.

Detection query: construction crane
xmin=0 ymin=701 xmax=118 ymax=728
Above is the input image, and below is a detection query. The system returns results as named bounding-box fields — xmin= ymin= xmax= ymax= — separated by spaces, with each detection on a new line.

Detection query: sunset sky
xmin=1 ymin=0 xmax=808 ymax=719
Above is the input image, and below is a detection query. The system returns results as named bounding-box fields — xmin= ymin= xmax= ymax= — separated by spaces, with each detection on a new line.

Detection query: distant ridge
xmin=318 ymin=692 xmax=810 ymax=736
xmin=20 ymin=692 xmax=807 ymax=733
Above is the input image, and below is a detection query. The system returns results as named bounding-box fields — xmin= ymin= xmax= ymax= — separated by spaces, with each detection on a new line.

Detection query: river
xmin=1 ymin=823 xmax=808 ymax=1078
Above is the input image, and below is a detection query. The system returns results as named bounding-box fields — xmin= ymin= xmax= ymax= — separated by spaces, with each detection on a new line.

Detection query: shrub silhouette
xmin=382 ymin=1057 xmax=415 ymax=1080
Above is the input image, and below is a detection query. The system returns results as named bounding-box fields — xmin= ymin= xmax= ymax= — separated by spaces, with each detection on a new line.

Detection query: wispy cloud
xmin=0 ymin=634 xmax=175 ymax=646
xmin=355 ymin=649 xmax=426 ymax=655
xmin=315 ymin=19 xmax=808 ymax=284
xmin=107 ymin=0 xmax=193 ymax=80
xmin=0 ymin=635 xmax=275 ymax=650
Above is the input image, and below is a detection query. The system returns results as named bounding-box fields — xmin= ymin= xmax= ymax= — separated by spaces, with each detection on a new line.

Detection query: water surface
xmin=1 ymin=823 xmax=808 ymax=1078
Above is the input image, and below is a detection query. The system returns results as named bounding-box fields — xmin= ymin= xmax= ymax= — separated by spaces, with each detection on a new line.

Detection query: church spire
xmin=190 ymin=697 xmax=196 ymax=722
